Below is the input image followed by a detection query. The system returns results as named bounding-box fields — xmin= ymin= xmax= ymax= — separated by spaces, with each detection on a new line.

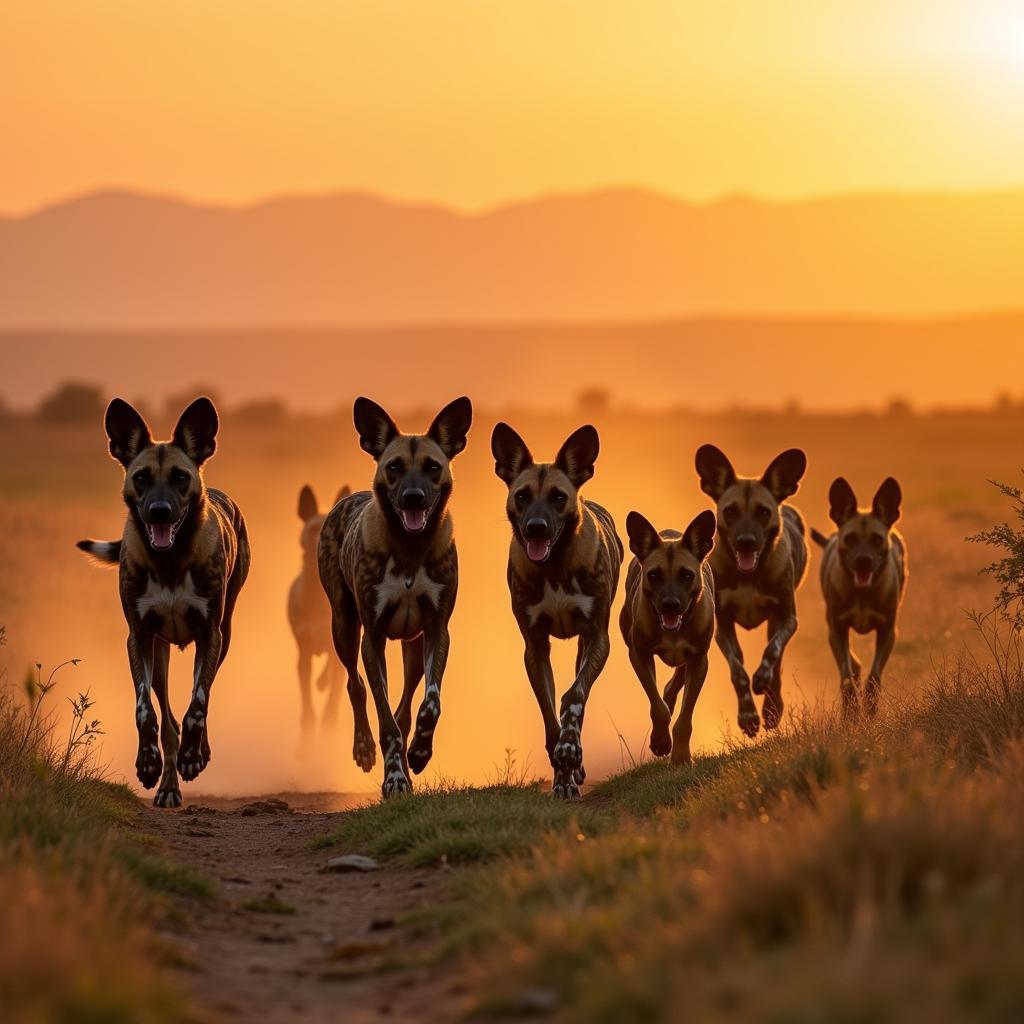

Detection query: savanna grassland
xmin=2 ymin=399 xmax=1023 ymax=1021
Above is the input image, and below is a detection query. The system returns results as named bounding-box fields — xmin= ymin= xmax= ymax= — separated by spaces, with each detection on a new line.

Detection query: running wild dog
xmin=695 ymin=445 xmax=808 ymax=735
xmin=318 ymin=397 xmax=473 ymax=798
xmin=491 ymin=423 xmax=623 ymax=799
xmin=289 ymin=483 xmax=350 ymax=736
xmin=77 ymin=398 xmax=250 ymax=808
xmin=811 ymin=477 xmax=907 ymax=718
xmin=619 ymin=509 xmax=717 ymax=764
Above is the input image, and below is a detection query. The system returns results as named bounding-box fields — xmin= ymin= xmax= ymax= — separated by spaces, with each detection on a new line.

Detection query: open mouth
xmin=660 ymin=612 xmax=683 ymax=631
xmin=854 ymin=568 xmax=874 ymax=588
xmin=735 ymin=548 xmax=760 ymax=574
xmin=523 ymin=523 xmax=563 ymax=563
xmin=145 ymin=505 xmax=188 ymax=551
xmin=397 ymin=501 xmax=436 ymax=534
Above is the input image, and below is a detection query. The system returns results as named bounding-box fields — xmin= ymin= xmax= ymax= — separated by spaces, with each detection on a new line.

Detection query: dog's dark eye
xmin=870 ymin=534 xmax=884 ymax=547
xmin=755 ymin=506 xmax=771 ymax=522
xmin=646 ymin=568 xmax=662 ymax=582
xmin=723 ymin=505 xmax=738 ymax=522
xmin=550 ymin=490 xmax=567 ymax=508
xmin=170 ymin=468 xmax=190 ymax=490
xmin=845 ymin=534 xmax=858 ymax=546
xmin=386 ymin=460 xmax=403 ymax=476
xmin=424 ymin=459 xmax=442 ymax=479
xmin=514 ymin=489 xmax=530 ymax=508
xmin=680 ymin=570 xmax=695 ymax=585
xmin=132 ymin=470 xmax=150 ymax=490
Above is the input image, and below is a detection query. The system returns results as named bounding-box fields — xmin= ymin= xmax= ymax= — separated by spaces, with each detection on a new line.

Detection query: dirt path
xmin=143 ymin=793 xmax=467 ymax=1024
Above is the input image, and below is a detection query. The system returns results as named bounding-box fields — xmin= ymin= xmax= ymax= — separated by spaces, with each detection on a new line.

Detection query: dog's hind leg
xmin=716 ymin=616 xmax=759 ymax=737
xmin=127 ymin=631 xmax=162 ymax=790
xmin=864 ymin=623 xmax=896 ymax=718
xmin=297 ymin=645 xmax=315 ymax=737
xmin=332 ymin=592 xmax=375 ymax=772
xmin=671 ymin=653 xmax=708 ymax=766
xmin=395 ymin=635 xmax=425 ymax=744
xmin=151 ymin=639 xmax=182 ymax=808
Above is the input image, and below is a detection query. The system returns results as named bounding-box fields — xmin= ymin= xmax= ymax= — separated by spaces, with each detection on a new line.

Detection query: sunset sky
xmin=6 ymin=1 xmax=1024 ymax=214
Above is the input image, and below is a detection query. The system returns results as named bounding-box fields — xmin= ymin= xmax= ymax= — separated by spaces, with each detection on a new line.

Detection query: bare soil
xmin=143 ymin=792 xmax=467 ymax=1024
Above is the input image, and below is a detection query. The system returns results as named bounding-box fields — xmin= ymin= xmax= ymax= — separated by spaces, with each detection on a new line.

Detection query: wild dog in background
xmin=77 ymin=398 xmax=250 ymax=808
xmin=811 ymin=477 xmax=907 ymax=718
xmin=620 ymin=509 xmax=717 ymax=764
xmin=289 ymin=483 xmax=350 ymax=736
xmin=318 ymin=397 xmax=472 ymax=797
xmin=695 ymin=445 xmax=808 ymax=735
xmin=492 ymin=423 xmax=623 ymax=799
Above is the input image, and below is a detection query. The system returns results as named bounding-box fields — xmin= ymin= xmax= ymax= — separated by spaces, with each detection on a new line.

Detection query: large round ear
xmin=761 ymin=448 xmax=807 ymax=502
xmin=491 ymin=422 xmax=534 ymax=484
xmin=172 ymin=397 xmax=219 ymax=466
xmin=105 ymin=398 xmax=153 ymax=467
xmin=298 ymin=485 xmax=318 ymax=521
xmin=427 ymin=396 xmax=473 ymax=459
xmin=353 ymin=397 xmax=399 ymax=459
xmin=626 ymin=511 xmax=661 ymax=561
xmin=695 ymin=445 xmax=736 ymax=501
xmin=828 ymin=477 xmax=858 ymax=527
xmin=682 ymin=509 xmax=717 ymax=562
xmin=334 ymin=484 xmax=352 ymax=505
xmin=555 ymin=425 xmax=600 ymax=488
xmin=872 ymin=477 xmax=902 ymax=528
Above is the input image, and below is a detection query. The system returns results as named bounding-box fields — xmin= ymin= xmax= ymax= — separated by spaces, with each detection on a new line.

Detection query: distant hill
xmin=1 ymin=188 xmax=1024 ymax=327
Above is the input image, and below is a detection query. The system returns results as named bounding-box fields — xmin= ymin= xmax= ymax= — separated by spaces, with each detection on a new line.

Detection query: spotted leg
xmin=523 ymin=632 xmax=562 ymax=772
xmin=361 ymin=632 xmax=411 ymax=798
xmin=408 ymin=626 xmax=450 ymax=774
xmin=395 ymin=635 xmax=425 ymax=745
xmin=127 ymin=630 xmax=161 ymax=790
xmin=177 ymin=626 xmax=221 ymax=783
xmin=150 ymin=639 xmax=182 ymax=808
xmin=331 ymin=596 xmax=375 ymax=772
xmin=716 ymin=616 xmax=759 ymax=737
xmin=753 ymin=597 xmax=797 ymax=731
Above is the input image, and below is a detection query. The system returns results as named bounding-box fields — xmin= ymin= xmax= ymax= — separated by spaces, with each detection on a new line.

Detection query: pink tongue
xmin=403 ymin=509 xmax=426 ymax=532
xmin=737 ymin=550 xmax=757 ymax=572
xmin=526 ymin=538 xmax=550 ymax=562
xmin=661 ymin=613 xmax=682 ymax=631
xmin=151 ymin=523 xmax=173 ymax=548
xmin=855 ymin=569 xmax=873 ymax=587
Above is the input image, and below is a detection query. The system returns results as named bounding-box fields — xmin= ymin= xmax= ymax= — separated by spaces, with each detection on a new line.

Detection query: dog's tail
xmin=809 ymin=528 xmax=832 ymax=548
xmin=76 ymin=539 xmax=122 ymax=566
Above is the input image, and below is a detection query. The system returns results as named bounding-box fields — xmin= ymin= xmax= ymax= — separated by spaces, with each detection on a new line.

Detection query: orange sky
xmin=5 ymin=1 xmax=1024 ymax=214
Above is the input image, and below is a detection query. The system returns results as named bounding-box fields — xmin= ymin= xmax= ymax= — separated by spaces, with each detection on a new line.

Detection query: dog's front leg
xmin=628 ymin=646 xmax=671 ymax=757
xmin=671 ymin=653 xmax=708 ymax=766
xmin=127 ymin=630 xmax=161 ymax=789
xmin=552 ymin=628 xmax=610 ymax=798
xmin=752 ymin=600 xmax=797 ymax=729
xmin=523 ymin=632 xmax=561 ymax=765
xmin=178 ymin=626 xmax=222 ymax=782
xmin=864 ymin=623 xmax=896 ymax=718
xmin=716 ymin=616 xmax=759 ymax=737
xmin=361 ymin=632 xmax=411 ymax=798
xmin=827 ymin=618 xmax=859 ymax=718
xmin=407 ymin=624 xmax=450 ymax=774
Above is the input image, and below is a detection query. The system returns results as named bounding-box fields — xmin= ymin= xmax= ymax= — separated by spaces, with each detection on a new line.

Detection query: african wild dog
xmin=77 ymin=398 xmax=250 ymax=808
xmin=695 ymin=445 xmax=808 ymax=735
xmin=289 ymin=483 xmax=350 ymax=736
xmin=317 ymin=397 xmax=472 ymax=798
xmin=619 ymin=509 xmax=717 ymax=765
xmin=491 ymin=423 xmax=623 ymax=799
xmin=811 ymin=477 xmax=907 ymax=718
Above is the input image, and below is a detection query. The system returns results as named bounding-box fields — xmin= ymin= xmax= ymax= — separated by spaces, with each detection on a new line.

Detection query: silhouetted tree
xmin=577 ymin=387 xmax=611 ymax=417
xmin=231 ymin=398 xmax=288 ymax=428
xmin=36 ymin=382 xmax=104 ymax=425
xmin=164 ymin=386 xmax=222 ymax=420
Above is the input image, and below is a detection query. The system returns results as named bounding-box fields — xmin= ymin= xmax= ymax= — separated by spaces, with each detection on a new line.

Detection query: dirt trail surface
xmin=143 ymin=792 xmax=467 ymax=1024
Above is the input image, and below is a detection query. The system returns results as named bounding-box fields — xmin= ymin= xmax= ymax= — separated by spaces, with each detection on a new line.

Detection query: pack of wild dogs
xmin=79 ymin=396 xmax=908 ymax=807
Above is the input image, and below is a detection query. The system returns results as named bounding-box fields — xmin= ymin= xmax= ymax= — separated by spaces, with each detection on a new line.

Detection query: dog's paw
xmin=762 ymin=688 xmax=784 ymax=731
xmin=752 ymin=662 xmax=774 ymax=696
xmin=650 ymin=723 xmax=672 ymax=758
xmin=552 ymin=771 xmax=581 ymax=800
xmin=381 ymin=767 xmax=412 ymax=799
xmin=840 ymin=678 xmax=860 ymax=720
xmin=670 ymin=744 xmax=692 ymax=767
xmin=135 ymin=743 xmax=162 ymax=790
xmin=176 ymin=740 xmax=207 ymax=783
xmin=153 ymin=782 xmax=182 ymax=809
xmin=737 ymin=699 xmax=761 ymax=738
xmin=353 ymin=729 xmax=377 ymax=772
xmin=553 ymin=726 xmax=583 ymax=771
xmin=574 ymin=764 xmax=586 ymax=786
xmin=407 ymin=733 xmax=434 ymax=775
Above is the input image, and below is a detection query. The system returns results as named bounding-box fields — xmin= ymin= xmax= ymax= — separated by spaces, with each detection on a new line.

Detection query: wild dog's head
xmin=696 ymin=445 xmax=806 ymax=575
xmin=491 ymin=423 xmax=599 ymax=565
xmin=627 ymin=510 xmax=716 ymax=631
xmin=297 ymin=484 xmax=350 ymax=563
xmin=354 ymin=397 xmax=472 ymax=537
xmin=105 ymin=397 xmax=218 ymax=553
xmin=828 ymin=477 xmax=902 ymax=589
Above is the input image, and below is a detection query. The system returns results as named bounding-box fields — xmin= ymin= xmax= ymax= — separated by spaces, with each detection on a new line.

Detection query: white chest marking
xmin=527 ymin=579 xmax=595 ymax=629
xmin=136 ymin=572 xmax=210 ymax=642
xmin=374 ymin=559 xmax=444 ymax=621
